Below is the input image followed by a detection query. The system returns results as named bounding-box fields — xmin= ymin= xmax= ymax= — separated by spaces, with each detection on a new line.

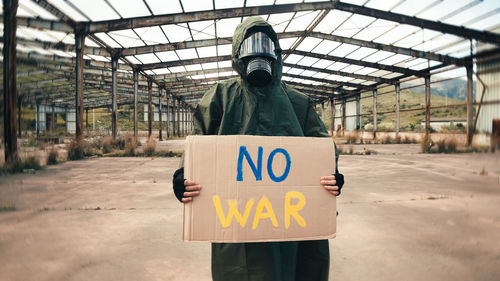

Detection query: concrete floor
xmin=0 ymin=143 xmax=499 ymax=281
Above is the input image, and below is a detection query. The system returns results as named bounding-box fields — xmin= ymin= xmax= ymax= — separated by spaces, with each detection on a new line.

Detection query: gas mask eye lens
xmin=238 ymin=32 xmax=277 ymax=60
xmin=238 ymin=32 xmax=277 ymax=86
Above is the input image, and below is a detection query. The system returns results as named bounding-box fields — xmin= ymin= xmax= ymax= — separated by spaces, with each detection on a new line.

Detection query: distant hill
xmin=404 ymin=77 xmax=467 ymax=101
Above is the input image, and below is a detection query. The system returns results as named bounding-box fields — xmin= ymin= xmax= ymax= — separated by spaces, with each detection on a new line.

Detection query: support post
xmin=85 ymin=108 xmax=89 ymax=128
xmin=424 ymin=75 xmax=431 ymax=135
xmin=356 ymin=94 xmax=361 ymax=131
xmin=373 ymin=89 xmax=377 ymax=139
xmin=342 ymin=99 xmax=346 ymax=135
xmin=3 ymin=0 xmax=18 ymax=163
xmin=17 ymin=95 xmax=23 ymax=137
xmin=330 ymin=97 xmax=335 ymax=136
xmin=111 ymin=56 xmax=118 ymax=139
xmin=395 ymin=83 xmax=400 ymax=135
xmin=36 ymin=101 xmax=40 ymax=138
xmin=166 ymin=94 xmax=170 ymax=138
xmin=51 ymin=103 xmax=55 ymax=131
xmin=321 ymin=102 xmax=325 ymax=123
xmin=133 ymin=70 xmax=138 ymax=138
xmin=172 ymin=98 xmax=176 ymax=137
xmin=75 ymin=31 xmax=85 ymax=139
xmin=466 ymin=66 xmax=474 ymax=145
xmin=177 ymin=100 xmax=181 ymax=137
xmin=159 ymin=88 xmax=163 ymax=141
xmin=147 ymin=78 xmax=153 ymax=138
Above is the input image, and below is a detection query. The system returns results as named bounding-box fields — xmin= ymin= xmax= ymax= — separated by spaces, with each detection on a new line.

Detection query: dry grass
xmin=345 ymin=134 xmax=359 ymax=144
xmin=421 ymin=133 xmax=433 ymax=153
xmin=67 ymin=138 xmax=93 ymax=160
xmin=124 ymin=135 xmax=137 ymax=156
xmin=143 ymin=137 xmax=157 ymax=157
xmin=47 ymin=147 xmax=59 ymax=165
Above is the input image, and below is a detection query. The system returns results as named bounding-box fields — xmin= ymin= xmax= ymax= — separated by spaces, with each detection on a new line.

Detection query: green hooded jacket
xmin=190 ymin=16 xmax=334 ymax=281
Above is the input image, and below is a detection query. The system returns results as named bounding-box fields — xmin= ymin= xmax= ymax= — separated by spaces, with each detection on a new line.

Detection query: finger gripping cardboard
xmin=183 ymin=135 xmax=336 ymax=242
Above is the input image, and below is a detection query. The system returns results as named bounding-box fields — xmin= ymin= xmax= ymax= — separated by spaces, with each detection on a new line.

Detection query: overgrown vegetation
xmin=67 ymin=138 xmax=95 ymax=160
xmin=143 ymin=137 xmax=157 ymax=156
xmin=1 ymin=156 xmax=43 ymax=174
xmin=47 ymin=147 xmax=59 ymax=165
xmin=123 ymin=135 xmax=137 ymax=156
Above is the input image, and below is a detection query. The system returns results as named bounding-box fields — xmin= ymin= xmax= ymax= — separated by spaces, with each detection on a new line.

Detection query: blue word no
xmin=236 ymin=146 xmax=291 ymax=183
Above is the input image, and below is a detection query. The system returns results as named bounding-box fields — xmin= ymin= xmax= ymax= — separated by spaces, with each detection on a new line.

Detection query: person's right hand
xmin=182 ymin=180 xmax=202 ymax=203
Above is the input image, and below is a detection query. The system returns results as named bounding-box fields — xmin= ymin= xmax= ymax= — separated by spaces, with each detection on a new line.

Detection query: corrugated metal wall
xmin=476 ymin=57 xmax=500 ymax=134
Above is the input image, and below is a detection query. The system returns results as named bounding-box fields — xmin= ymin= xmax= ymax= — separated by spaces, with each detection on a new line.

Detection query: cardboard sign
xmin=183 ymin=135 xmax=336 ymax=242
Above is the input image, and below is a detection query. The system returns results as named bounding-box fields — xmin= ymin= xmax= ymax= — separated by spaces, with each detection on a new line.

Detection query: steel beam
xmin=308 ymin=32 xmax=467 ymax=66
xmin=356 ymin=94 xmax=361 ymax=131
xmin=147 ymin=78 xmax=153 ymax=138
xmin=75 ymin=32 xmax=85 ymax=139
xmin=424 ymin=75 xmax=431 ymax=134
xmin=373 ymin=89 xmax=377 ymax=139
xmin=111 ymin=55 xmax=118 ymax=139
xmin=282 ymin=62 xmax=392 ymax=84
xmin=159 ymin=88 xmax=163 ymax=141
xmin=330 ymin=97 xmax=335 ymax=136
xmin=3 ymin=0 xmax=18 ymax=163
xmin=140 ymin=55 xmax=231 ymax=71
xmin=290 ymin=50 xmax=422 ymax=77
xmin=333 ymin=1 xmax=500 ymax=45
xmin=466 ymin=66 xmax=474 ymax=145
xmin=166 ymin=93 xmax=170 ymax=138
xmin=133 ymin=70 xmax=138 ymax=138
xmin=395 ymin=83 xmax=400 ymax=135
xmin=85 ymin=1 xmax=339 ymax=33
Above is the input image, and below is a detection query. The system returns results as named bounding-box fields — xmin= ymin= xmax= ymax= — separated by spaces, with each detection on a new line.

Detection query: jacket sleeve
xmin=193 ymin=84 xmax=223 ymax=135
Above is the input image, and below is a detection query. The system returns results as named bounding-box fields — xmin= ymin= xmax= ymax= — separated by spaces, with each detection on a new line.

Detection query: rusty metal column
xmin=147 ymin=79 xmax=153 ymax=138
xmin=373 ymin=89 xmax=377 ymax=139
xmin=395 ymin=83 xmax=400 ymax=135
xmin=342 ymin=99 xmax=346 ymax=134
xmin=330 ymin=97 xmax=335 ymax=136
xmin=183 ymin=104 xmax=187 ymax=136
xmin=75 ymin=31 xmax=85 ymax=139
xmin=466 ymin=66 xmax=474 ymax=145
xmin=158 ymin=88 xmax=163 ymax=141
xmin=51 ymin=103 xmax=55 ymax=131
xmin=172 ymin=98 xmax=176 ymax=137
xmin=3 ymin=0 xmax=18 ymax=163
xmin=17 ymin=95 xmax=23 ymax=137
xmin=356 ymin=94 xmax=361 ymax=131
xmin=85 ymin=108 xmax=89 ymax=128
xmin=133 ymin=70 xmax=138 ymax=138
xmin=424 ymin=75 xmax=431 ymax=135
xmin=111 ymin=56 xmax=118 ymax=139
xmin=36 ymin=101 xmax=40 ymax=138
xmin=166 ymin=94 xmax=170 ymax=138
xmin=176 ymin=99 xmax=180 ymax=137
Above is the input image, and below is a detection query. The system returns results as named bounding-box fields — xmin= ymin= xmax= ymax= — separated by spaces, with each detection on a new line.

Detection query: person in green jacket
xmin=173 ymin=16 xmax=344 ymax=281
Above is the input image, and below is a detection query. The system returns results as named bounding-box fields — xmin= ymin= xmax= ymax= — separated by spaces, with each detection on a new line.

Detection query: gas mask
xmin=237 ymin=32 xmax=278 ymax=87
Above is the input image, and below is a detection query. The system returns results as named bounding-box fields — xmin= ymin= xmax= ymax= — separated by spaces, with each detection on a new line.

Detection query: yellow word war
xmin=212 ymin=191 xmax=307 ymax=229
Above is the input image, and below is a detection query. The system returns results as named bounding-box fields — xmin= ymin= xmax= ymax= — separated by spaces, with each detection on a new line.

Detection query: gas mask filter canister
xmin=238 ymin=32 xmax=278 ymax=87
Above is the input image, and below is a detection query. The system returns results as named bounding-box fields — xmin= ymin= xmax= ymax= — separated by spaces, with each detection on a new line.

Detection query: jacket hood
xmin=231 ymin=16 xmax=283 ymax=85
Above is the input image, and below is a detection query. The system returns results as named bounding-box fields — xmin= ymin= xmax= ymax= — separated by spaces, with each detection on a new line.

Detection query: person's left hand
xmin=320 ymin=175 xmax=341 ymax=196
